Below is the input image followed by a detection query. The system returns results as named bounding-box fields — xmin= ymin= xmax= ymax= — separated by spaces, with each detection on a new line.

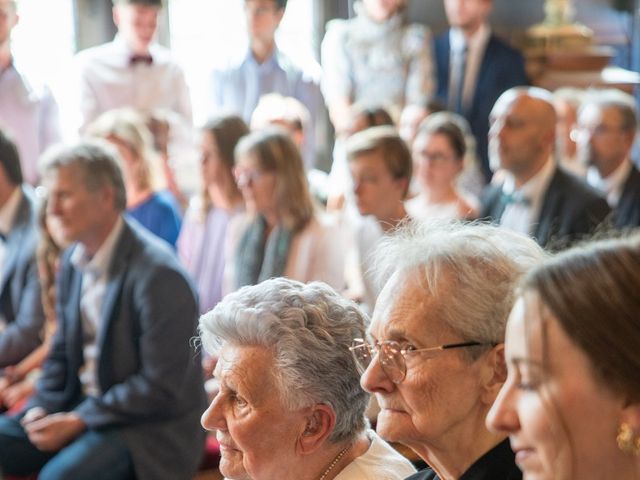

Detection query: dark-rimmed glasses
xmin=349 ymin=337 xmax=495 ymax=384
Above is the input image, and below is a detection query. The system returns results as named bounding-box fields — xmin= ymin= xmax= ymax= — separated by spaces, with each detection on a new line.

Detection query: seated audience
xmin=488 ymin=234 xmax=640 ymax=479
xmin=87 ymin=108 xmax=183 ymax=247
xmin=177 ymin=115 xmax=249 ymax=315
xmin=0 ymin=130 xmax=45 ymax=371
xmin=355 ymin=220 xmax=545 ymax=479
xmin=480 ymin=87 xmax=610 ymax=250
xmin=552 ymin=87 xmax=585 ymax=177
xmin=225 ymin=128 xmax=344 ymax=292
xmin=199 ymin=277 xmax=417 ymax=480
xmin=405 ymin=112 xmax=479 ymax=221
xmin=0 ymin=196 xmax=65 ymax=410
xmin=575 ymin=89 xmax=640 ymax=229
xmin=345 ymin=126 xmax=412 ymax=313
xmin=0 ymin=141 xmax=206 ymax=480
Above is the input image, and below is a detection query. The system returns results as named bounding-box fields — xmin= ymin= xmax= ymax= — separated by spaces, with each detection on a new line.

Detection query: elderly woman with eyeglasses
xmin=353 ymin=220 xmax=545 ymax=480
xmin=199 ymin=277 xmax=417 ymax=480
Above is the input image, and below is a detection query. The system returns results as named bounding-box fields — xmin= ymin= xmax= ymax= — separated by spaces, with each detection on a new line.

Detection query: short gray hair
xmin=199 ymin=278 xmax=369 ymax=443
xmin=373 ymin=220 xmax=546 ymax=350
xmin=39 ymin=141 xmax=127 ymax=212
xmin=579 ymin=88 xmax=638 ymax=133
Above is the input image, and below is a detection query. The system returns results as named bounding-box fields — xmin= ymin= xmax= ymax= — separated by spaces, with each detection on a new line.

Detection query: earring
xmin=616 ymin=423 xmax=640 ymax=455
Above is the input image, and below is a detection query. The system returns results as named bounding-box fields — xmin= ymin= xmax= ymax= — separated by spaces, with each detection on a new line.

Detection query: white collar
xmin=71 ymin=216 xmax=125 ymax=276
xmin=449 ymin=23 xmax=490 ymax=53
xmin=503 ymin=157 xmax=556 ymax=203
xmin=587 ymin=159 xmax=632 ymax=207
xmin=0 ymin=187 xmax=23 ymax=236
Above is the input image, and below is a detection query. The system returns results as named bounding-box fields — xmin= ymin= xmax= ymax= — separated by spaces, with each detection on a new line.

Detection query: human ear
xmin=297 ymin=404 xmax=336 ymax=455
xmin=480 ymin=343 xmax=507 ymax=405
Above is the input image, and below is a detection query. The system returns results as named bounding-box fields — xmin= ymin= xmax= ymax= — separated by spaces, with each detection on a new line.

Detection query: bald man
xmin=479 ymin=87 xmax=610 ymax=250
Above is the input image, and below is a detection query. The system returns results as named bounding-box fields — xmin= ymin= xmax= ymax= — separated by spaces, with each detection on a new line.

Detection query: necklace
xmin=318 ymin=445 xmax=350 ymax=480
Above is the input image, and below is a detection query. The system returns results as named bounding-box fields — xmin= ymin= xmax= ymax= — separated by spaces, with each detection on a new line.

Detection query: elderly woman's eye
xmin=232 ymin=394 xmax=248 ymax=407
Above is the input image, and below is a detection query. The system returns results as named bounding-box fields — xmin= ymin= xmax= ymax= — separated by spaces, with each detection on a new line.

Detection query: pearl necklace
xmin=318 ymin=445 xmax=350 ymax=480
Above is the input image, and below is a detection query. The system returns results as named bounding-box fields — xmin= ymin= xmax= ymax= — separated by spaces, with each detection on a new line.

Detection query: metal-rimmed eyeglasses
xmin=349 ymin=337 xmax=495 ymax=384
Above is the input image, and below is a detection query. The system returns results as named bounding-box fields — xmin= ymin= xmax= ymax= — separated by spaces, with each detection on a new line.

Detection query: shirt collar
xmin=587 ymin=159 xmax=632 ymax=207
xmin=450 ymin=23 xmax=490 ymax=53
xmin=71 ymin=216 xmax=125 ymax=276
xmin=503 ymin=156 xmax=556 ymax=204
xmin=113 ymin=34 xmax=156 ymax=66
xmin=244 ymin=45 xmax=281 ymax=72
xmin=0 ymin=187 xmax=23 ymax=236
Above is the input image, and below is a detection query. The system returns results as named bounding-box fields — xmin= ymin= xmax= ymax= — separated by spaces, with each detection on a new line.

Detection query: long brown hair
xmin=235 ymin=127 xmax=314 ymax=231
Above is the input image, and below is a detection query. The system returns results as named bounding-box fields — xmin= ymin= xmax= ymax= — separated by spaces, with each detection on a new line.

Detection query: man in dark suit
xmin=434 ymin=0 xmax=528 ymax=182
xmin=576 ymin=89 xmax=640 ymax=229
xmin=0 ymin=141 xmax=206 ymax=480
xmin=480 ymin=87 xmax=610 ymax=250
xmin=0 ymin=129 xmax=44 ymax=370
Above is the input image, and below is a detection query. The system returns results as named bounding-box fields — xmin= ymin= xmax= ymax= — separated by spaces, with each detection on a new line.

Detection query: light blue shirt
xmin=207 ymin=46 xmax=322 ymax=166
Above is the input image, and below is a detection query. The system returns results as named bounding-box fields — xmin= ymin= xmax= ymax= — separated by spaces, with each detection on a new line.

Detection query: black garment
xmin=614 ymin=164 xmax=640 ymax=229
xmin=480 ymin=167 xmax=611 ymax=250
xmin=405 ymin=439 xmax=521 ymax=480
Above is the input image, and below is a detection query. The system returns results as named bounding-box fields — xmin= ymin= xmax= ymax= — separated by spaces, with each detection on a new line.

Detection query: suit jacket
xmin=0 ymin=186 xmax=45 ymax=367
xmin=28 ymin=218 xmax=206 ymax=480
xmin=480 ymin=167 xmax=611 ymax=250
xmin=615 ymin=164 xmax=640 ymax=229
xmin=434 ymin=31 xmax=528 ymax=182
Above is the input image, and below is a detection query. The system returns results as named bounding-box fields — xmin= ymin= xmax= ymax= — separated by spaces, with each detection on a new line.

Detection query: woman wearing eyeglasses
xmin=353 ymin=220 xmax=545 ymax=480
xmin=224 ymin=127 xmax=345 ymax=293
xmin=487 ymin=235 xmax=640 ymax=479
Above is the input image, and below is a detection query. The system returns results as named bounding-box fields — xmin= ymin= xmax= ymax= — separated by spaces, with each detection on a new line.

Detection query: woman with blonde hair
xmin=177 ymin=115 xmax=249 ymax=314
xmin=87 ymin=108 xmax=182 ymax=247
xmin=488 ymin=234 xmax=640 ymax=479
xmin=225 ymin=127 xmax=344 ymax=292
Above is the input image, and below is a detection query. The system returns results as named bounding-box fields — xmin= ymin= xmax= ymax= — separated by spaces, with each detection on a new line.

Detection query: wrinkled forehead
xmin=370 ymin=269 xmax=451 ymax=342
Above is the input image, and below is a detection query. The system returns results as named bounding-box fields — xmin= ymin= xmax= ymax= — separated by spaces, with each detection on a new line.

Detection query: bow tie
xmin=129 ymin=54 xmax=153 ymax=66
xmin=502 ymin=191 xmax=531 ymax=206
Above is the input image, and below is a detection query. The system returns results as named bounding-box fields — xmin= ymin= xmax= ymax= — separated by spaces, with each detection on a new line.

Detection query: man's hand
xmin=23 ymin=412 xmax=87 ymax=452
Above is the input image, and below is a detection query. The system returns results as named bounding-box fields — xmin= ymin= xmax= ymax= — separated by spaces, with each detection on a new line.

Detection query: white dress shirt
xmin=0 ymin=60 xmax=62 ymax=185
xmin=70 ymin=216 xmax=124 ymax=397
xmin=587 ymin=159 xmax=632 ymax=208
xmin=500 ymin=158 xmax=556 ymax=236
xmin=75 ymin=35 xmax=193 ymax=131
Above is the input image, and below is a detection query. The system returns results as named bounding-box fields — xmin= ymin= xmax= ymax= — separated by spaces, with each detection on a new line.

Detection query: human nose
xmin=360 ymin=349 xmax=395 ymax=394
xmin=201 ymin=392 xmax=227 ymax=432
xmin=486 ymin=380 xmax=519 ymax=435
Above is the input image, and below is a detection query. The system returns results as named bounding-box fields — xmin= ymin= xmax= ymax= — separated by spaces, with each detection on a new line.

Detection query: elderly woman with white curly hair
xmin=199 ymin=277 xmax=416 ymax=480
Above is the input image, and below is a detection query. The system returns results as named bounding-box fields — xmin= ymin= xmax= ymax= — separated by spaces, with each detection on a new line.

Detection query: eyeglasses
xmin=350 ymin=337 xmax=494 ymax=384
xmin=570 ymin=124 xmax=627 ymax=142
xmin=233 ymin=167 xmax=270 ymax=187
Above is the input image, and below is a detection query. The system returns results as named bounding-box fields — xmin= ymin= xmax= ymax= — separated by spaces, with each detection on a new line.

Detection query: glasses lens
xmin=350 ymin=340 xmax=373 ymax=374
xmin=379 ymin=341 xmax=406 ymax=384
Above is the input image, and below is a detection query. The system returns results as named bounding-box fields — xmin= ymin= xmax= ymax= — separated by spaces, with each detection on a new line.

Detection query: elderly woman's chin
xmin=218 ymin=454 xmax=248 ymax=480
